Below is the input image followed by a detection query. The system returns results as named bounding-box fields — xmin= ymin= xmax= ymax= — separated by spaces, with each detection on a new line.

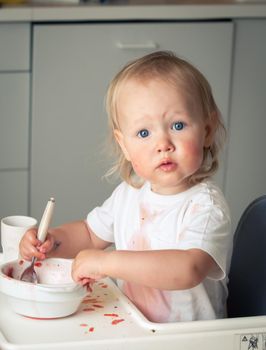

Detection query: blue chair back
xmin=227 ymin=195 xmax=266 ymax=317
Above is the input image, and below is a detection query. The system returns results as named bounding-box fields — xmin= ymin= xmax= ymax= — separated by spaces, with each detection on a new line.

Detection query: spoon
xmin=20 ymin=197 xmax=55 ymax=284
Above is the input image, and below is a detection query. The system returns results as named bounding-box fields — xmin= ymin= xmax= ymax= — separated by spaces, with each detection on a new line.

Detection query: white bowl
xmin=0 ymin=258 xmax=87 ymax=319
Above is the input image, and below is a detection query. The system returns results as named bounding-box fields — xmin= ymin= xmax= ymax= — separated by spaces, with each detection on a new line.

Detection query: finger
xmin=81 ymin=278 xmax=91 ymax=286
xmin=38 ymin=239 xmax=53 ymax=254
xmin=20 ymin=248 xmax=44 ymax=261
xmin=31 ymin=248 xmax=45 ymax=260
xmin=22 ymin=244 xmax=45 ymax=260
xmin=26 ymin=234 xmax=40 ymax=248
xmin=86 ymin=284 xmax=93 ymax=293
xmin=35 ymin=233 xmax=54 ymax=255
xmin=86 ymin=282 xmax=95 ymax=293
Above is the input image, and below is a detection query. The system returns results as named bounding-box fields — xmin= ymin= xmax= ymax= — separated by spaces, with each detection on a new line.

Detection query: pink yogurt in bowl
xmin=0 ymin=258 xmax=87 ymax=319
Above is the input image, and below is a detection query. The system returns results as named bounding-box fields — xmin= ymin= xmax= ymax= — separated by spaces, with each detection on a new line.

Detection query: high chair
xmin=227 ymin=195 xmax=266 ymax=317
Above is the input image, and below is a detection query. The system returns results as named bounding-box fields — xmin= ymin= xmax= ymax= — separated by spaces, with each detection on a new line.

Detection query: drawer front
xmin=0 ymin=23 xmax=30 ymax=71
xmin=0 ymin=73 xmax=29 ymax=169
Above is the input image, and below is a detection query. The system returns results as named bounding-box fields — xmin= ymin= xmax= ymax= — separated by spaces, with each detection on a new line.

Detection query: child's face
xmin=115 ymin=78 xmax=214 ymax=195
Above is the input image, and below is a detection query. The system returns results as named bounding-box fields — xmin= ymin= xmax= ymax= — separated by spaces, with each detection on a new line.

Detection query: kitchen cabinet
xmin=31 ymin=22 xmax=233 ymax=225
xmin=225 ymin=19 xmax=266 ymax=231
xmin=0 ymin=74 xmax=29 ymax=169
xmin=0 ymin=172 xmax=28 ymax=220
xmin=0 ymin=24 xmax=30 ymax=233
xmin=0 ymin=23 xmax=30 ymax=71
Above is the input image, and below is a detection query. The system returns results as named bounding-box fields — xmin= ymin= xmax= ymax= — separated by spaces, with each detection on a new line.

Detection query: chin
xmin=161 ymin=178 xmax=191 ymax=192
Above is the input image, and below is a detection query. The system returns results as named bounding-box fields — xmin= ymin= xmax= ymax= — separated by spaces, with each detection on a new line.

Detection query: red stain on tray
xmin=19 ymin=260 xmax=24 ymax=265
xmin=78 ymin=281 xmax=127 ymax=332
xmin=82 ymin=294 xmax=104 ymax=312
xmin=82 ymin=298 xmax=102 ymax=304
xmin=80 ymin=324 xmax=95 ymax=334
xmin=104 ymin=313 xmax=119 ymax=317
xmin=111 ymin=319 xmax=125 ymax=325
xmin=34 ymin=261 xmax=42 ymax=267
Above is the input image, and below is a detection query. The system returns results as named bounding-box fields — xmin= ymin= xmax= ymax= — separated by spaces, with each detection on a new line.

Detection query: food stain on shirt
xmin=123 ymin=202 xmax=171 ymax=322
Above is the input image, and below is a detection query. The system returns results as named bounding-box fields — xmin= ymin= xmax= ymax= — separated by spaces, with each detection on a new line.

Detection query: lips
xmin=158 ymin=159 xmax=177 ymax=172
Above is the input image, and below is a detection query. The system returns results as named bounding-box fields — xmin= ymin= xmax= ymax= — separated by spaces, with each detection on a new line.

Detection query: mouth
xmin=158 ymin=159 xmax=177 ymax=172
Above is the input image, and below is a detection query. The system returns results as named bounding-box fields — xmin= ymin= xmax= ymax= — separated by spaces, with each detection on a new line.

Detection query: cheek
xmin=181 ymin=141 xmax=204 ymax=165
xmin=131 ymin=158 xmax=145 ymax=176
xmin=124 ymin=142 xmax=149 ymax=175
xmin=130 ymin=153 xmax=149 ymax=178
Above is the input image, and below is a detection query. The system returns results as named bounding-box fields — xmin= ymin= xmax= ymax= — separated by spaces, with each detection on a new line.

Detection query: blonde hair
xmin=105 ymin=50 xmax=226 ymax=188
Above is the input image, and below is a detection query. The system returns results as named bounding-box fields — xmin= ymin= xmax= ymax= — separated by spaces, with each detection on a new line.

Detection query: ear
xmin=204 ymin=113 xmax=217 ymax=148
xmin=114 ymin=129 xmax=131 ymax=161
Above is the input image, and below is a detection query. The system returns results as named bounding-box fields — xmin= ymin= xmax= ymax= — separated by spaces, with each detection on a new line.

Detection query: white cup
xmin=1 ymin=216 xmax=38 ymax=262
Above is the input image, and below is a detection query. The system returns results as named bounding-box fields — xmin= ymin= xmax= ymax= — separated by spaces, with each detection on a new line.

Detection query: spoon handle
xmin=37 ymin=197 xmax=55 ymax=243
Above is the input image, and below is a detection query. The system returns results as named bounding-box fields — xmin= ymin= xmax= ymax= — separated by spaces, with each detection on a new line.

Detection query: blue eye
xmin=137 ymin=129 xmax=149 ymax=138
xmin=172 ymin=121 xmax=184 ymax=131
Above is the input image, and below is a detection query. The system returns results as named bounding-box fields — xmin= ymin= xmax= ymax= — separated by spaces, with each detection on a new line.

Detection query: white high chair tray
xmin=0 ymin=256 xmax=266 ymax=350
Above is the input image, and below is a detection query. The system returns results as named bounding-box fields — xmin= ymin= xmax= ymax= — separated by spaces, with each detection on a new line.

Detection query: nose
xmin=156 ymin=135 xmax=175 ymax=153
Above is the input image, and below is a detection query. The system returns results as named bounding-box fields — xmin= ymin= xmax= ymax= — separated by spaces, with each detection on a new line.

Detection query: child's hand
xmin=19 ymin=228 xmax=55 ymax=261
xmin=71 ymin=249 xmax=107 ymax=286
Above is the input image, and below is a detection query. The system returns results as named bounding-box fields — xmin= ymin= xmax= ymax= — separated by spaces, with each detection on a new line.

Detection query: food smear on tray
xmin=78 ymin=280 xmax=127 ymax=335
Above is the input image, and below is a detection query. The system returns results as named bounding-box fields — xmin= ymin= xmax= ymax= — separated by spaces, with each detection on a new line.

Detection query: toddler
xmin=20 ymin=51 xmax=232 ymax=323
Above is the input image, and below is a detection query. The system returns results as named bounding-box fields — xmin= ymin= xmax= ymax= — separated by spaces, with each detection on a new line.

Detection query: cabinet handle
xmin=116 ymin=41 xmax=159 ymax=50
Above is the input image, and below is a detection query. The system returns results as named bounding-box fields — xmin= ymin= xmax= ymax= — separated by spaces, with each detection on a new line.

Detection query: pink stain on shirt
xmin=128 ymin=203 xmax=160 ymax=250
xmin=122 ymin=281 xmax=171 ymax=323
xmin=123 ymin=202 xmax=171 ymax=322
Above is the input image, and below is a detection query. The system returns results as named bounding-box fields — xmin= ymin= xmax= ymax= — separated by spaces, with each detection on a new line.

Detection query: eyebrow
xmin=133 ymin=110 xmax=186 ymax=123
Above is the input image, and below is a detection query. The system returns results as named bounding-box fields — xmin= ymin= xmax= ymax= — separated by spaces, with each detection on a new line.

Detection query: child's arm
xmin=47 ymin=221 xmax=110 ymax=259
xmin=72 ymin=248 xmax=216 ymax=290
xmin=19 ymin=220 xmax=111 ymax=261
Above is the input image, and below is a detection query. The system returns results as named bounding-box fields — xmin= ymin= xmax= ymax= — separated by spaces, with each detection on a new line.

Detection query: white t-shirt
xmin=87 ymin=180 xmax=232 ymax=323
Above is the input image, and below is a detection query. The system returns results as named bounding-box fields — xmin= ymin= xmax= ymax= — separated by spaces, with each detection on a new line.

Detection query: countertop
xmin=1 ymin=0 xmax=266 ymax=22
